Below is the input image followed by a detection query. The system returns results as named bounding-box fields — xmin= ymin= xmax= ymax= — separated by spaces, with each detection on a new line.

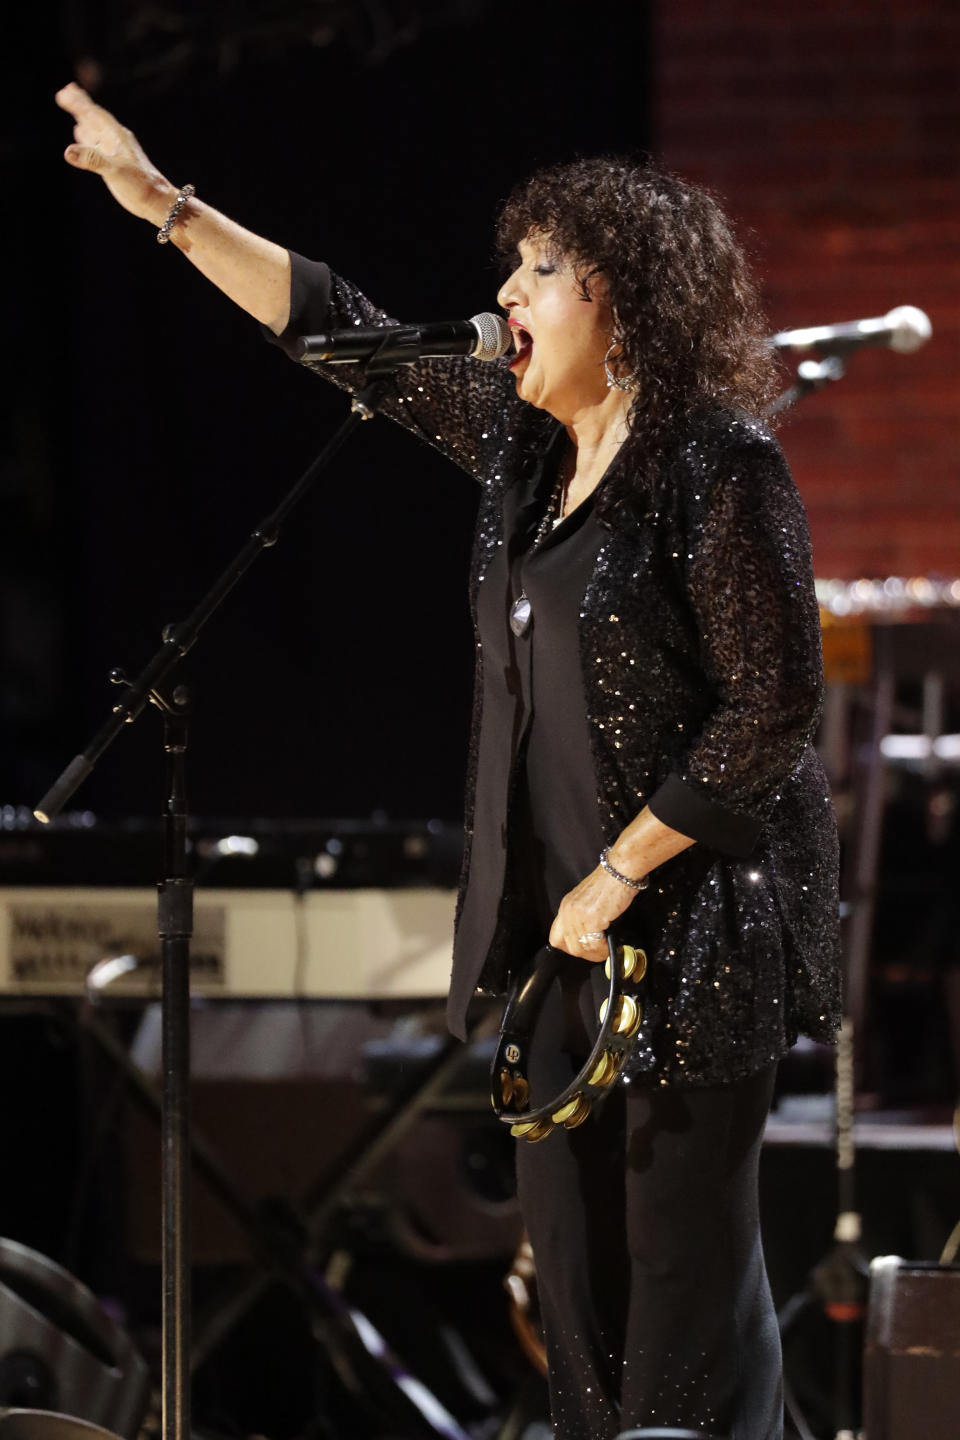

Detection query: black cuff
xmin=647 ymin=772 xmax=762 ymax=857
xmin=260 ymin=251 xmax=332 ymax=358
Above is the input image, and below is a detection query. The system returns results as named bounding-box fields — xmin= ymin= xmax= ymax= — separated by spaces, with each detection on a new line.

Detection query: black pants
xmin=514 ymin=958 xmax=782 ymax=1440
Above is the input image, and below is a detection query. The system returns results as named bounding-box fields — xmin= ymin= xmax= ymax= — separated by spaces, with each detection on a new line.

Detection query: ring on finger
xmin=577 ymin=931 xmax=606 ymax=944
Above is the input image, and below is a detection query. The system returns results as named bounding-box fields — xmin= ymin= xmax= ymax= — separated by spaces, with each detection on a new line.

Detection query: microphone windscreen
xmin=470 ymin=312 xmax=511 ymax=362
xmin=885 ymin=306 xmax=932 ymax=355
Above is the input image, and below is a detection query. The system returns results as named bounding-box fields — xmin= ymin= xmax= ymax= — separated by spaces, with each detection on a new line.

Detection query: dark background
xmin=5 ymin=1 xmax=652 ymax=825
xmin=4 ymin=14 xmax=960 ymax=1438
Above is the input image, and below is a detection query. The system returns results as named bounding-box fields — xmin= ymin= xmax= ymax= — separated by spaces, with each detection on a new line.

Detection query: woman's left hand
xmin=549 ymin=865 xmax=640 ymax=962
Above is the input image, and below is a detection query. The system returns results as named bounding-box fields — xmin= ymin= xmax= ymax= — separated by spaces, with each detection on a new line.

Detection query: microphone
xmin=297 ymin=312 xmax=511 ymax=365
xmin=772 ymin=305 xmax=932 ymax=357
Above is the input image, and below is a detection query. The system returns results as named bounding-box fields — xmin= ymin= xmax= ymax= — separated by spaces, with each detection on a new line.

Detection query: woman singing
xmin=57 ymin=80 xmax=841 ymax=1440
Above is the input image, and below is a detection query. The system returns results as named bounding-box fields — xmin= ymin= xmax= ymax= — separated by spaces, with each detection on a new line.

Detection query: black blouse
xmin=267 ymin=253 xmax=843 ymax=1087
xmin=461 ymin=420 xmax=608 ymax=975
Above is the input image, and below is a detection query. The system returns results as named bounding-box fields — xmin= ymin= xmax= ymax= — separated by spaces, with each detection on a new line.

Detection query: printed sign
xmin=5 ymin=898 xmax=225 ymax=991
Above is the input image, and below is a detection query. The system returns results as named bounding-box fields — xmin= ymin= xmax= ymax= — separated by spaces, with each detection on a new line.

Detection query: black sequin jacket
xmin=270 ymin=255 xmax=842 ymax=1085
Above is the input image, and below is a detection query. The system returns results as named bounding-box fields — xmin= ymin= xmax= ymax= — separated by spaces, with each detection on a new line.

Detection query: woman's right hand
xmin=55 ymin=81 xmax=292 ymax=329
xmin=56 ymin=82 xmax=174 ymax=226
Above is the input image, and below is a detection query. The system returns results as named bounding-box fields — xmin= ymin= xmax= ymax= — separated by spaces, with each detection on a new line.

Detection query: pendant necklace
xmin=509 ymin=458 xmax=572 ymax=639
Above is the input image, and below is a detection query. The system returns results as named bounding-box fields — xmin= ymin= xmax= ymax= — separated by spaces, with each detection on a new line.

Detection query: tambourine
xmin=490 ymin=933 xmax=647 ymax=1142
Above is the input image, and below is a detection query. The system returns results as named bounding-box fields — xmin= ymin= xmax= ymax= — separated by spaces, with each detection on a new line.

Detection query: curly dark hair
xmin=495 ymin=156 xmax=779 ymax=449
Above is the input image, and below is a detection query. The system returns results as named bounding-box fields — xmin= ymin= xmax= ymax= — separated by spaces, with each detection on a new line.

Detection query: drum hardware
xmin=616 ymin=1429 xmax=728 ymax=1439
xmin=0 ymin=1238 xmax=149 ymax=1439
xmin=490 ymin=934 xmax=647 ymax=1142
xmin=504 ymin=1237 xmax=547 ymax=1379
xmin=0 ymin=1413 xmax=125 ymax=1440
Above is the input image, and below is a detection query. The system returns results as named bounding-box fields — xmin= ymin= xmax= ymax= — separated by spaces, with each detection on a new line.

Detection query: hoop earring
xmin=603 ymin=342 xmax=639 ymax=392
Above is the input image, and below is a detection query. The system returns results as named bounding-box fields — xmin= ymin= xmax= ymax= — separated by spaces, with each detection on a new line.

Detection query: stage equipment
xmin=121 ymin=1017 xmax=522 ymax=1267
xmin=0 ymin=812 xmax=464 ymax=890
xmin=772 ymin=304 xmax=931 ymax=357
xmin=817 ymin=575 xmax=960 ymax=619
xmin=775 ymin=604 xmax=960 ymax=1439
xmin=0 ymin=1240 xmax=148 ymax=1437
xmin=616 ymin=1429 xmax=727 ymax=1439
xmin=0 ymin=884 xmax=455 ymax=1000
xmin=490 ymin=936 xmax=646 ymax=1142
xmin=939 ymin=1107 xmax=960 ymax=1264
xmin=298 ymin=312 xmax=510 ymax=364
xmin=776 ymin=1017 xmax=870 ymax=1440
xmin=831 ymin=618 xmax=960 ymax=1089
xmin=764 ymin=304 xmax=932 ymax=420
xmin=761 ymin=302 xmax=958 ymax=1440
xmin=0 ymin=1414 xmax=122 ymax=1440
xmin=504 ymin=1237 xmax=546 ymax=1378
xmin=31 ymin=337 xmax=510 ymax=1440
xmin=863 ymin=1257 xmax=960 ymax=1440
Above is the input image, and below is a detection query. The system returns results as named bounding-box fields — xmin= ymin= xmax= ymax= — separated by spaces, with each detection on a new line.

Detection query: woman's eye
xmin=534 ymin=264 xmax=556 ymax=277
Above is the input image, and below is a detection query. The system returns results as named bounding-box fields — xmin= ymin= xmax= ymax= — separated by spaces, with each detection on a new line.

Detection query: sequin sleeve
xmin=647 ymin=423 xmax=824 ymax=853
xmin=266 ymin=251 xmax=550 ymax=485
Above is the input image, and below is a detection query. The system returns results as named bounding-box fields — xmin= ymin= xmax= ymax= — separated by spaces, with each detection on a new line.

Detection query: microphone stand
xmin=766 ymin=355 xmax=846 ymax=419
xmin=32 ymin=350 xmax=405 ymax=1440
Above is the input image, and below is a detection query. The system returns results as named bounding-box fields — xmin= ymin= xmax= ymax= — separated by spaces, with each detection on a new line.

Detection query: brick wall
xmin=654 ymin=1 xmax=959 ymax=578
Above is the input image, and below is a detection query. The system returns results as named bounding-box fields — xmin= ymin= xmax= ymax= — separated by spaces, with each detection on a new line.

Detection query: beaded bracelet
xmin=157 ymin=184 xmax=196 ymax=245
xmin=599 ymin=847 xmax=650 ymax=891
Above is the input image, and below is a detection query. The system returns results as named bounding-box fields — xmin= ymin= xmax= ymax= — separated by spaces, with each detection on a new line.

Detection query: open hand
xmin=56 ymin=82 xmax=172 ymax=224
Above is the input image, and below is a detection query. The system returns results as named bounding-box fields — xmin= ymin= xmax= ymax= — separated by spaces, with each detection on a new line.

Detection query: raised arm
xmin=56 ymin=82 xmax=542 ymax=482
xmin=56 ymin=83 xmax=291 ymax=332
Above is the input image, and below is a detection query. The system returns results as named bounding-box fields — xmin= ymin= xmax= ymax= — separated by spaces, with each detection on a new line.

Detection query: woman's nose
xmin=497 ymin=268 xmax=524 ymax=311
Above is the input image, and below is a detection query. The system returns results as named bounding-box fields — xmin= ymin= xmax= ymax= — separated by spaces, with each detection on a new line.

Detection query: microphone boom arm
xmin=765 ymin=356 xmax=847 ymax=420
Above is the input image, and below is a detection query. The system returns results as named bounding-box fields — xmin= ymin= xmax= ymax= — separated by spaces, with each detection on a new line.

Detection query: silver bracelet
xmin=157 ymin=184 xmax=196 ymax=245
xmin=599 ymin=847 xmax=649 ymax=891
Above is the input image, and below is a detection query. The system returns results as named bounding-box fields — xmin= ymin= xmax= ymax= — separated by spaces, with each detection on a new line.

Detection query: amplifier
xmin=864 ymin=1255 xmax=960 ymax=1440
xmin=0 ymin=886 xmax=456 ymax=999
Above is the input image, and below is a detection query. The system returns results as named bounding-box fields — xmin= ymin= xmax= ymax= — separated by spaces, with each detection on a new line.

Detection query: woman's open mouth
xmin=508 ymin=322 xmax=533 ymax=370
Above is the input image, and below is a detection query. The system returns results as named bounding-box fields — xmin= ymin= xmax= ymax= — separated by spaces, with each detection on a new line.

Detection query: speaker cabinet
xmin=124 ymin=1078 xmax=522 ymax=1265
xmin=864 ymin=1256 xmax=960 ymax=1440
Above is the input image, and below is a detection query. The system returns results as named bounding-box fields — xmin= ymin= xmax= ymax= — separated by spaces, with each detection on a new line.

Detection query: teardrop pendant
xmin=509 ymin=594 xmax=532 ymax=637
